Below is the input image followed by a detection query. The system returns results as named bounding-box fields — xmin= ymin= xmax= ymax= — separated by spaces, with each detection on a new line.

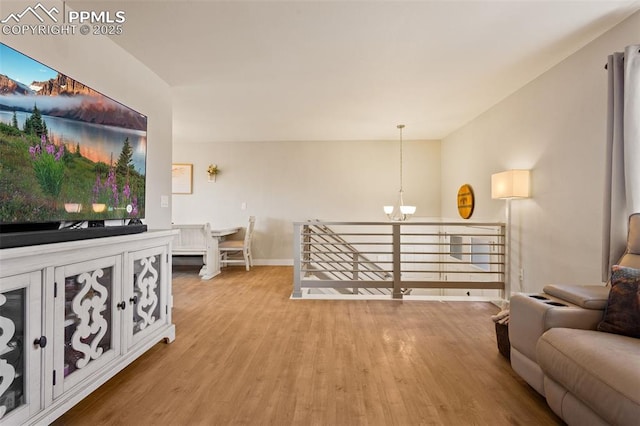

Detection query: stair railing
xmin=301 ymin=221 xmax=393 ymax=295
xmin=293 ymin=221 xmax=506 ymax=299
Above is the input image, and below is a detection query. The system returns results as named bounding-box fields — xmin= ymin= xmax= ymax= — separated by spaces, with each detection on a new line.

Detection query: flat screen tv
xmin=0 ymin=42 xmax=147 ymax=241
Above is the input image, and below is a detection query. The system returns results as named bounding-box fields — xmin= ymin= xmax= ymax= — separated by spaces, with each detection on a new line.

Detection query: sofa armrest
xmin=543 ymin=285 xmax=609 ymax=310
xmin=510 ymin=294 xmax=605 ymax=363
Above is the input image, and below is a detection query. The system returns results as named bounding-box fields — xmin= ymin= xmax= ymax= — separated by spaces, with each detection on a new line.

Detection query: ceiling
xmin=76 ymin=1 xmax=640 ymax=143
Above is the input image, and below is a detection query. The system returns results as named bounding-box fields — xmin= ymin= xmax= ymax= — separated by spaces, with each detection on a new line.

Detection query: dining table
xmin=199 ymin=226 xmax=240 ymax=279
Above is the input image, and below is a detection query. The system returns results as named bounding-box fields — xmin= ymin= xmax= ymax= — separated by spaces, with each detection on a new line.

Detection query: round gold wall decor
xmin=457 ymin=184 xmax=475 ymax=219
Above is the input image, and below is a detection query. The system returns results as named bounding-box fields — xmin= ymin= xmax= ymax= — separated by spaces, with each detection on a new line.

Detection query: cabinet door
xmin=0 ymin=272 xmax=42 ymax=425
xmin=125 ymin=246 xmax=168 ymax=350
xmin=53 ymin=256 xmax=121 ymax=399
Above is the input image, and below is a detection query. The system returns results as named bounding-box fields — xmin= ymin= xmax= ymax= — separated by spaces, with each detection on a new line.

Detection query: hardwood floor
xmin=55 ymin=266 xmax=562 ymax=425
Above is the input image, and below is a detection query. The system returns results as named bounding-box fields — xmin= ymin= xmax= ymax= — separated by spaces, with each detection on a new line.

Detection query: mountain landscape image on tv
xmin=0 ymin=42 xmax=147 ymax=226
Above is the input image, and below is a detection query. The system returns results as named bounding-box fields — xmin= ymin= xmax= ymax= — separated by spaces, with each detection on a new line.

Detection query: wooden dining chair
xmin=219 ymin=216 xmax=255 ymax=271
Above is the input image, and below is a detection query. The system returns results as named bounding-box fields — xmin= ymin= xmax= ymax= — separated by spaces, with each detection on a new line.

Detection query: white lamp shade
xmin=491 ymin=170 xmax=531 ymax=199
xmin=400 ymin=205 xmax=416 ymax=215
xmin=383 ymin=206 xmax=394 ymax=214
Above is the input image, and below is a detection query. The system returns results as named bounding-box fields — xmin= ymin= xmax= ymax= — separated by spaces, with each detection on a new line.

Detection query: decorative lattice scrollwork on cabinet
xmin=69 ymin=268 xmax=112 ymax=370
xmin=134 ymin=255 xmax=159 ymax=332
xmin=0 ymin=293 xmax=17 ymax=419
xmin=0 ymin=275 xmax=37 ymax=425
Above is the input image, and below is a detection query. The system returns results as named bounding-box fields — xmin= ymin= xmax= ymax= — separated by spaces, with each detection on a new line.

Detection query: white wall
xmin=172 ymin=139 xmax=440 ymax=262
xmin=1 ymin=1 xmax=173 ymax=229
xmin=440 ymin=11 xmax=640 ymax=293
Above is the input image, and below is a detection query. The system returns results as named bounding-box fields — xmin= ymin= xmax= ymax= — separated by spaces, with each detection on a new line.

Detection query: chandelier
xmin=384 ymin=124 xmax=416 ymax=221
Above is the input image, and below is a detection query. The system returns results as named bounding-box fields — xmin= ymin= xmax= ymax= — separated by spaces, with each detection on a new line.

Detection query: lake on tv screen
xmin=0 ymin=110 xmax=146 ymax=174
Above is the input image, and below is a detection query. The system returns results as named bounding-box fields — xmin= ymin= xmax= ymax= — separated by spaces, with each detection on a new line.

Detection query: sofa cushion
xmin=537 ymin=328 xmax=640 ymax=426
xmin=597 ymin=265 xmax=640 ymax=338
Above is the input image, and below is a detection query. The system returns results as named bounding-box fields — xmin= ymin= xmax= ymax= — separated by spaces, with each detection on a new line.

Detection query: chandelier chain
xmin=398 ymin=124 xmax=404 ymax=192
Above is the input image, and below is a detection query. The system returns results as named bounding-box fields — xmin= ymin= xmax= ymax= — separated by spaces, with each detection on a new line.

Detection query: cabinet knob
xmin=130 ymin=295 xmax=139 ymax=305
xmin=116 ymin=301 xmax=126 ymax=310
xmin=34 ymin=336 xmax=47 ymax=348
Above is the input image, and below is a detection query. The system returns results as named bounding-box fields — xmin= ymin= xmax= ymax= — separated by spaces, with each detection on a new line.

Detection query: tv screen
xmin=0 ymin=42 xmax=147 ymax=228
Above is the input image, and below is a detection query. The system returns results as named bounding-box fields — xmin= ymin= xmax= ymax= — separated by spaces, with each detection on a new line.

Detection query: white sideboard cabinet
xmin=0 ymin=230 xmax=176 ymax=425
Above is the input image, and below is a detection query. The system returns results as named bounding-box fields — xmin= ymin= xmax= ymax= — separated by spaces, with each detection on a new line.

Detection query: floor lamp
xmin=491 ymin=170 xmax=531 ymax=297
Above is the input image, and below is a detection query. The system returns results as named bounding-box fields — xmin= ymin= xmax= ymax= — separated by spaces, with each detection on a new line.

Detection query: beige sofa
xmin=509 ymin=214 xmax=640 ymax=425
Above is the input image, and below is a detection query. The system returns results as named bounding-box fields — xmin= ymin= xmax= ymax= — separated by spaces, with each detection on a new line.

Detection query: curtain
xmin=602 ymin=45 xmax=640 ymax=281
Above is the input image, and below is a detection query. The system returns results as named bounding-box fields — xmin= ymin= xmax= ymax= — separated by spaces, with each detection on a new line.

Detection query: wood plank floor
xmin=55 ymin=266 xmax=563 ymax=425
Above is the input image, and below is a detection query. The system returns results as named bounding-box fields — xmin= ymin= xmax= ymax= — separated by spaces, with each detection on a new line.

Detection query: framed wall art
xmin=172 ymin=163 xmax=193 ymax=194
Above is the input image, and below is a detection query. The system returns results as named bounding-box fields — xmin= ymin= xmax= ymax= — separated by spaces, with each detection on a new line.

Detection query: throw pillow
xmin=597 ymin=265 xmax=640 ymax=338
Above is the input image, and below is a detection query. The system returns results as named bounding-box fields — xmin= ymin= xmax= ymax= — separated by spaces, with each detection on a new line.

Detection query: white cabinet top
xmin=0 ymin=229 xmax=177 ymax=277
